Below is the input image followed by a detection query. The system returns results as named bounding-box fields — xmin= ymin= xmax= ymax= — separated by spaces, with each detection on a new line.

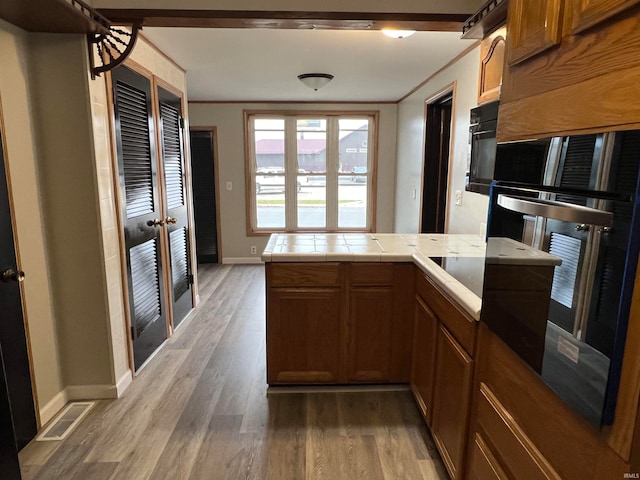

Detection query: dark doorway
xmin=190 ymin=129 xmax=220 ymax=264
xmin=1 ymin=126 xmax=36 ymax=478
xmin=421 ymin=93 xmax=453 ymax=233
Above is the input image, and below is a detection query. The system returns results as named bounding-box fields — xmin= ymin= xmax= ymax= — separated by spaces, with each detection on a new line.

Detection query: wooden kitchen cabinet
xmin=506 ymin=0 xmax=563 ymax=65
xmin=348 ymin=287 xmax=394 ymax=382
xmin=431 ymin=325 xmax=474 ymax=480
xmin=499 ymin=0 xmax=640 ymax=141
xmin=266 ymin=288 xmax=343 ymax=384
xmin=410 ymin=296 xmax=438 ymax=425
xmin=478 ymin=26 xmax=507 ymax=104
xmin=266 ymin=262 xmax=414 ymax=385
xmin=571 ymin=0 xmax=640 ymax=33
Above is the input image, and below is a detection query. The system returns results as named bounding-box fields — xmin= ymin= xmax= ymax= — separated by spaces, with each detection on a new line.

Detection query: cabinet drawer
xmin=415 ymin=270 xmax=476 ymax=354
xmin=476 ymin=383 xmax=560 ymax=480
xmin=350 ymin=263 xmax=394 ymax=286
xmin=469 ymin=433 xmax=509 ymax=480
xmin=267 ymin=263 xmax=341 ymax=287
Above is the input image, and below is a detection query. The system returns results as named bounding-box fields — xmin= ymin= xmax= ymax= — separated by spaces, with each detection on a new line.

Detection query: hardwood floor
xmin=19 ymin=264 xmax=447 ymax=480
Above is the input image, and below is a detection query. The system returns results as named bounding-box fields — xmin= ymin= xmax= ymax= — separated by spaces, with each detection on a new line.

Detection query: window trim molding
xmin=243 ymin=109 xmax=379 ymax=236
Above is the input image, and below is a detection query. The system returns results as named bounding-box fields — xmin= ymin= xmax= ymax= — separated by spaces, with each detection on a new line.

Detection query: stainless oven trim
xmin=497 ymin=194 xmax=614 ymax=227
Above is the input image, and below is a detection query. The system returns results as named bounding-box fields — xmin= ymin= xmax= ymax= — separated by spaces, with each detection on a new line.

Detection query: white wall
xmin=0 ymin=20 xmax=64 ymax=425
xmin=188 ymin=102 xmax=398 ymax=260
xmin=394 ymin=46 xmax=489 ymax=235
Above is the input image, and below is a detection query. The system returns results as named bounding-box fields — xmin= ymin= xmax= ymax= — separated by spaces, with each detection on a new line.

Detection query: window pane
xmin=255 ymin=123 xmax=285 ymax=173
xmin=338 ymin=180 xmax=367 ymax=228
xmin=255 ymin=118 xmax=284 ymax=130
xmin=339 ymin=119 xmax=369 ymax=174
xmin=297 ymin=119 xmax=327 ymax=174
xmin=256 ymin=175 xmax=285 ymax=228
xmin=297 ymin=175 xmax=325 ymax=228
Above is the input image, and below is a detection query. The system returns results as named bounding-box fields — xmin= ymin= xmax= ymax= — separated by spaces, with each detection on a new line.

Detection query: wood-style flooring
xmin=19 ymin=264 xmax=447 ymax=480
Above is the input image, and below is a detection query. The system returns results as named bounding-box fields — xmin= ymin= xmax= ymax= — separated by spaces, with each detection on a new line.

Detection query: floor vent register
xmin=36 ymin=401 xmax=95 ymax=441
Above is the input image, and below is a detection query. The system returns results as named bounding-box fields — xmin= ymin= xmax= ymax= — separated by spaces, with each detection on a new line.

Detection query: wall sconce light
xmin=297 ymin=73 xmax=334 ymax=91
xmin=381 ymin=29 xmax=416 ymax=39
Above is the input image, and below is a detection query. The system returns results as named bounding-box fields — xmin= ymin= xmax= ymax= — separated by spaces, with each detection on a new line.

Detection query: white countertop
xmin=262 ymin=233 xmax=561 ymax=321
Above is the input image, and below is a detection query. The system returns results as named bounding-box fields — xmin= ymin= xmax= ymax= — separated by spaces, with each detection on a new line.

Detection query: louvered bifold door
xmin=112 ymin=66 xmax=168 ymax=370
xmin=157 ymin=87 xmax=193 ymax=328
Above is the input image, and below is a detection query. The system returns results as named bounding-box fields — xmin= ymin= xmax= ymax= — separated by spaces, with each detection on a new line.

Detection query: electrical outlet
xmin=455 ymin=190 xmax=462 ymax=206
xmin=226 ymin=181 xmax=233 ymax=191
xmin=250 ymin=246 xmax=257 ymax=255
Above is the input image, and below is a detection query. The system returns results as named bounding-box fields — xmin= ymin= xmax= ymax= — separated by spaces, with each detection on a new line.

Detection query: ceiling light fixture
xmin=381 ymin=29 xmax=416 ymax=39
xmin=297 ymin=73 xmax=334 ymax=91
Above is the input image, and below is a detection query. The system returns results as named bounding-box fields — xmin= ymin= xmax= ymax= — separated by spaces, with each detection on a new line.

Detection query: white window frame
xmin=244 ymin=110 xmax=378 ymax=235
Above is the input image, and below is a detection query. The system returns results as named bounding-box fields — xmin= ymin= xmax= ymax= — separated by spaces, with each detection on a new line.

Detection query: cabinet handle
xmin=147 ymin=218 xmax=165 ymax=227
xmin=165 ymin=217 xmax=178 ymax=224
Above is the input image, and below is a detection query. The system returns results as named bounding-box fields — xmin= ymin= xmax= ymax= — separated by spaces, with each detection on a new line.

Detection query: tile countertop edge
xmin=411 ymin=252 xmax=482 ymax=321
xmin=262 ymin=233 xmax=482 ymax=321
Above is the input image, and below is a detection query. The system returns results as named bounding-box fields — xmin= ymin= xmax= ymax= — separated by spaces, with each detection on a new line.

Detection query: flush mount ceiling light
xmin=297 ymin=73 xmax=334 ymax=91
xmin=381 ymin=29 xmax=416 ymax=39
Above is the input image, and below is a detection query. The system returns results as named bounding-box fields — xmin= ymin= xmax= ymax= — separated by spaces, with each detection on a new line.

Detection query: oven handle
xmin=497 ymin=194 xmax=614 ymax=227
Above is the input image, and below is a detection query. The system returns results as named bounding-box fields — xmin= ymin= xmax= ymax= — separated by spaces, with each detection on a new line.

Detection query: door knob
xmin=2 ymin=268 xmax=25 ymax=283
xmin=147 ymin=218 xmax=165 ymax=227
xmin=165 ymin=217 xmax=178 ymax=224
xmin=575 ymin=224 xmax=590 ymax=232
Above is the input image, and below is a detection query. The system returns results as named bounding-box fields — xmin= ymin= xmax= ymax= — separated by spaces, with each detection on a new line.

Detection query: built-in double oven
xmin=481 ymin=131 xmax=640 ymax=426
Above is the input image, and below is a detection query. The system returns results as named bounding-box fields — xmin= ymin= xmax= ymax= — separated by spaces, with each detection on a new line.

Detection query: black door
xmin=0 ymin=130 xmax=37 ymax=455
xmin=189 ymin=130 xmax=219 ymax=263
xmin=157 ymin=87 xmax=193 ymax=328
xmin=421 ymin=94 xmax=452 ymax=233
xmin=112 ymin=66 xmax=168 ymax=370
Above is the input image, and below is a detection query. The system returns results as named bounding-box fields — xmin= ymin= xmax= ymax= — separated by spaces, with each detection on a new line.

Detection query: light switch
xmin=455 ymin=190 xmax=462 ymax=206
xmin=412 ymin=189 xmax=416 ymax=200
xmin=226 ymin=181 xmax=233 ymax=191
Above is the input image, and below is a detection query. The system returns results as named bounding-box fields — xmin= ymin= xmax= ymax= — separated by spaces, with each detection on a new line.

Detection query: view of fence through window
xmin=251 ymin=115 xmax=372 ymax=231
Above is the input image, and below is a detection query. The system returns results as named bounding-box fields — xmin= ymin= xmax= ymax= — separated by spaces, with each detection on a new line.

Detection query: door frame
xmin=153 ymin=77 xmax=199 ymax=326
xmin=0 ymin=94 xmax=40 ymax=429
xmin=189 ymin=126 xmax=223 ymax=265
xmin=106 ymin=58 xmax=199 ymax=373
xmin=419 ymin=82 xmax=457 ymax=234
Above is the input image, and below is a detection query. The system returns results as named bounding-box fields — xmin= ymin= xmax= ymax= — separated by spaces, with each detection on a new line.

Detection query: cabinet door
xmin=507 ymin=0 xmax=563 ymax=65
xmin=347 ymin=287 xmax=394 ymax=382
xmin=267 ymin=288 xmax=342 ymax=384
xmin=431 ymin=326 xmax=474 ymax=480
xmin=571 ymin=0 xmax=640 ymax=33
xmin=478 ymin=26 xmax=507 ymax=104
xmin=410 ymin=297 xmax=438 ymax=425
xmin=468 ymin=434 xmax=509 ymax=480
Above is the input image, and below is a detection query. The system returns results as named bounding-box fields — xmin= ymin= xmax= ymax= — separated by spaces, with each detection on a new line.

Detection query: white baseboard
xmin=115 ymin=370 xmax=133 ymax=397
xmin=38 ymin=371 xmax=132 ymax=427
xmin=223 ymin=257 xmax=264 ymax=264
xmin=65 ymin=383 xmax=119 ymax=401
xmin=39 ymin=390 xmax=68 ymax=427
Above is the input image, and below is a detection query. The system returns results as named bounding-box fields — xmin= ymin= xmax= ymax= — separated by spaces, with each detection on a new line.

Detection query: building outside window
xmin=245 ymin=111 xmax=377 ymax=234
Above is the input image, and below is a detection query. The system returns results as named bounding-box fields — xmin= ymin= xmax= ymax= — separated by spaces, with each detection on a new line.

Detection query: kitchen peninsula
xmin=263 ymin=233 xmax=561 ymax=479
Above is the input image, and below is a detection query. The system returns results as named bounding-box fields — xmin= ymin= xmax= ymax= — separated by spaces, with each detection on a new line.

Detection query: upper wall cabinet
xmin=478 ymin=26 xmax=507 ymax=104
xmin=571 ymin=0 xmax=640 ymax=33
xmin=506 ymin=0 xmax=563 ymax=65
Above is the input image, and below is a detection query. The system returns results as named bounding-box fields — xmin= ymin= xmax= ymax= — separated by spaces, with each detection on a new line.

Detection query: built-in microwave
xmin=481 ymin=131 xmax=640 ymax=426
xmin=467 ymin=101 xmax=549 ymax=194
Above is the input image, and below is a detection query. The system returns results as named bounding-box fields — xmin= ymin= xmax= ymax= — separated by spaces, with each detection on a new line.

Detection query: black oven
xmin=481 ymin=130 xmax=640 ymax=426
xmin=467 ymin=101 xmax=549 ymax=194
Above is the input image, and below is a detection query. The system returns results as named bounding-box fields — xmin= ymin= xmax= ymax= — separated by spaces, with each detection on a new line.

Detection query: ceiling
xmin=141 ymin=27 xmax=477 ymax=102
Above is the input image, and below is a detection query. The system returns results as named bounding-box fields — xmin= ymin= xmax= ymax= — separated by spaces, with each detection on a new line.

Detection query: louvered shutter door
xmin=112 ymin=66 xmax=167 ymax=370
xmin=556 ymin=134 xmax=598 ymax=205
xmin=158 ymin=87 xmax=193 ymax=326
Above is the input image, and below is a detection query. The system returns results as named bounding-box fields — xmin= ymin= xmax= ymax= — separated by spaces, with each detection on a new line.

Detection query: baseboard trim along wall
xmin=39 ymin=370 xmax=133 ymax=427
xmin=39 ymin=390 xmax=68 ymax=427
xmin=222 ymin=257 xmax=264 ymax=264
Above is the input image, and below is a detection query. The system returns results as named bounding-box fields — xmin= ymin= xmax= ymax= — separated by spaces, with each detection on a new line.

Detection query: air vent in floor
xmin=36 ymin=401 xmax=95 ymax=441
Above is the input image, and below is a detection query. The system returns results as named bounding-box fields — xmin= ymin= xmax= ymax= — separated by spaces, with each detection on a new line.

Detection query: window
xmin=245 ymin=111 xmax=377 ymax=234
